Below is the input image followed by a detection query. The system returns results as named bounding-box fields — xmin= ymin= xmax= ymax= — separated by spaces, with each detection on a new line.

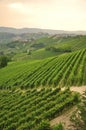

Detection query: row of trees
xmin=46 ymin=46 xmax=72 ymax=53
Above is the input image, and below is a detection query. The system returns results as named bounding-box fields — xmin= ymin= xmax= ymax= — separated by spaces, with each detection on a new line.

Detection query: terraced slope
xmin=0 ymin=88 xmax=78 ymax=130
xmin=0 ymin=49 xmax=86 ymax=89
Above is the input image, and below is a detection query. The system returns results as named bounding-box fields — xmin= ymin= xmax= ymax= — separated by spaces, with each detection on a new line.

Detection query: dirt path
xmin=50 ymin=86 xmax=86 ymax=129
xmin=50 ymin=106 xmax=77 ymax=129
xmin=70 ymin=86 xmax=86 ymax=94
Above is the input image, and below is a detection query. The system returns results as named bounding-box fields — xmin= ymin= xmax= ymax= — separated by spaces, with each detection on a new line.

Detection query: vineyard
xmin=9 ymin=35 xmax=86 ymax=61
xmin=0 ymin=36 xmax=86 ymax=130
xmin=0 ymin=49 xmax=86 ymax=89
xmin=0 ymin=87 xmax=78 ymax=130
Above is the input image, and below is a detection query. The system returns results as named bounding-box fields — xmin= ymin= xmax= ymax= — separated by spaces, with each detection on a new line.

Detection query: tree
xmin=0 ymin=56 xmax=8 ymax=68
xmin=27 ymin=49 xmax=31 ymax=55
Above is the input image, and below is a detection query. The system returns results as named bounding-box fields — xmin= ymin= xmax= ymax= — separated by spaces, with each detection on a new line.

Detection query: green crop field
xmin=0 ymin=34 xmax=86 ymax=130
xmin=0 ymin=87 xmax=78 ymax=130
xmin=0 ymin=49 xmax=86 ymax=89
xmin=21 ymin=35 xmax=86 ymax=61
xmin=1 ymin=35 xmax=86 ymax=61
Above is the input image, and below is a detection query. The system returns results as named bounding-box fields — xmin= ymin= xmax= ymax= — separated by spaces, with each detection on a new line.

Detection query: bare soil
xmin=50 ymin=86 xmax=86 ymax=130
xmin=70 ymin=86 xmax=86 ymax=94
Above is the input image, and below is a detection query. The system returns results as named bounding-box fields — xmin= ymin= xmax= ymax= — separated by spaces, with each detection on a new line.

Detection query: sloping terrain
xmin=1 ymin=27 xmax=86 ymax=34
xmin=50 ymin=106 xmax=77 ymax=130
xmin=0 ymin=49 xmax=86 ymax=89
xmin=51 ymin=86 xmax=86 ymax=129
xmin=0 ymin=33 xmax=86 ymax=130
xmin=0 ymin=87 xmax=78 ymax=130
xmin=1 ymin=35 xmax=86 ymax=61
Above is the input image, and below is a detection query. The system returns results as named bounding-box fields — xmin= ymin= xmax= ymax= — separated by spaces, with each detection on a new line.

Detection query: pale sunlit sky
xmin=0 ymin=0 xmax=86 ymax=31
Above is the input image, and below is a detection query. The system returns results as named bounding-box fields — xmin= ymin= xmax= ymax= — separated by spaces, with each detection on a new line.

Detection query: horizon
xmin=0 ymin=0 xmax=86 ymax=31
xmin=0 ymin=26 xmax=86 ymax=32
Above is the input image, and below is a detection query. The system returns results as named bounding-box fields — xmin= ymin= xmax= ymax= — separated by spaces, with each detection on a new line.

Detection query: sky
xmin=0 ymin=0 xmax=86 ymax=31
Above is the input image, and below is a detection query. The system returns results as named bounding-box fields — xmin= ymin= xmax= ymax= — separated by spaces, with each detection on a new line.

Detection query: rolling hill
xmin=0 ymin=26 xmax=86 ymax=35
xmin=1 ymin=35 xmax=86 ymax=61
xmin=0 ymin=87 xmax=78 ymax=130
xmin=0 ymin=29 xmax=86 ymax=130
xmin=0 ymin=48 xmax=85 ymax=130
xmin=0 ymin=49 xmax=86 ymax=89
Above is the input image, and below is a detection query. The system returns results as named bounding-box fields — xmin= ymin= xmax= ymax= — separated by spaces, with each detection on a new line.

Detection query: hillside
xmin=0 ymin=49 xmax=86 ymax=89
xmin=0 ymin=87 xmax=79 ymax=130
xmin=0 ymin=32 xmax=48 ymax=45
xmin=1 ymin=35 xmax=86 ymax=61
xmin=0 ymin=31 xmax=86 ymax=130
xmin=0 ymin=27 xmax=86 ymax=35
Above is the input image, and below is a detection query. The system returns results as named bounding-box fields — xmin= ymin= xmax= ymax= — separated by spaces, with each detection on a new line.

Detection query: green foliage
xmin=0 ymin=88 xmax=77 ymax=130
xmin=72 ymin=92 xmax=80 ymax=103
xmin=35 ymin=120 xmax=51 ymax=130
xmin=27 ymin=49 xmax=32 ymax=55
xmin=52 ymin=123 xmax=64 ymax=130
xmin=0 ymin=56 xmax=8 ymax=68
xmin=46 ymin=46 xmax=71 ymax=53
xmin=1 ymin=35 xmax=86 ymax=61
xmin=71 ymin=91 xmax=86 ymax=130
xmin=0 ymin=49 xmax=86 ymax=89
xmin=30 ymin=42 xmax=45 ymax=49
xmin=0 ymin=35 xmax=86 ymax=130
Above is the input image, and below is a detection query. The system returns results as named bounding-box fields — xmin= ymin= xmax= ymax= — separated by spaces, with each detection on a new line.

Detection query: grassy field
xmin=12 ymin=48 xmax=60 ymax=61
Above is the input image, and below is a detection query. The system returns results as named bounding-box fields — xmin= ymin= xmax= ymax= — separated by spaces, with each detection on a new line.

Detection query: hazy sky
xmin=0 ymin=0 xmax=86 ymax=30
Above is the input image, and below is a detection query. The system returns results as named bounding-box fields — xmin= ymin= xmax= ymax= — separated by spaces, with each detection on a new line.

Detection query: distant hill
xmin=0 ymin=32 xmax=17 ymax=44
xmin=0 ymin=26 xmax=86 ymax=45
xmin=0 ymin=26 xmax=86 ymax=35
xmin=0 ymin=31 xmax=48 ymax=44
xmin=1 ymin=34 xmax=86 ymax=61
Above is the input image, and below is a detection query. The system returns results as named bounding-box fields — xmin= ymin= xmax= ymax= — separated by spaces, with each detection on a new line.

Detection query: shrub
xmin=52 ymin=123 xmax=64 ymax=130
xmin=35 ymin=120 xmax=51 ymax=130
xmin=0 ymin=56 xmax=8 ymax=68
xmin=71 ymin=91 xmax=86 ymax=130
